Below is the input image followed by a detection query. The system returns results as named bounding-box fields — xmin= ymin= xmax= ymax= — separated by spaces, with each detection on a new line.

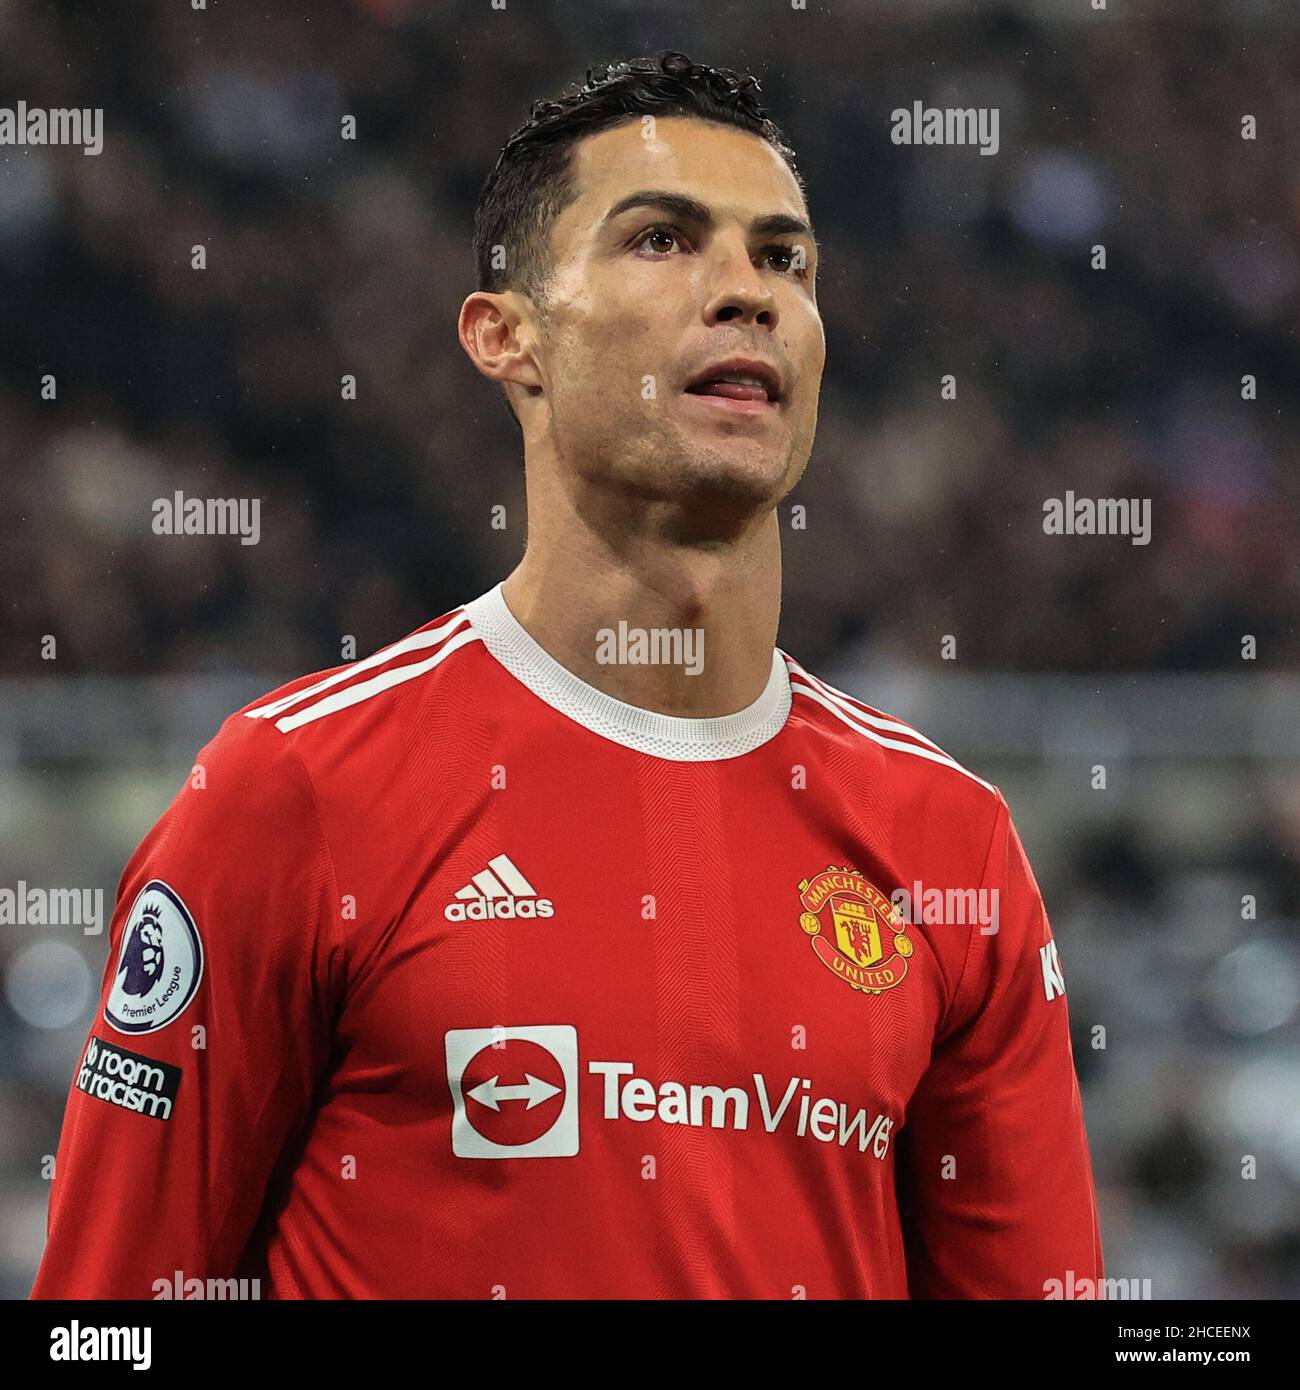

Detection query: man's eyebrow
xmin=602 ymin=190 xmax=816 ymax=244
xmin=750 ymin=212 xmax=814 ymax=242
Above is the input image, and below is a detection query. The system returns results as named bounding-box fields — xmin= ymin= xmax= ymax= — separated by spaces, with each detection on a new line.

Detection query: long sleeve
xmin=895 ymin=793 xmax=1103 ymax=1298
xmin=30 ymin=718 xmax=344 ymax=1299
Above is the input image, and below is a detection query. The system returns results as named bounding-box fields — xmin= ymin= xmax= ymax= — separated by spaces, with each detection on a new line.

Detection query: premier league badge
xmin=104 ymin=879 xmax=204 ymax=1034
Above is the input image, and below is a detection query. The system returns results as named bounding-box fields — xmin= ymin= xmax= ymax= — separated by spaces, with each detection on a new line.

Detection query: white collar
xmin=463 ymin=583 xmax=791 ymax=762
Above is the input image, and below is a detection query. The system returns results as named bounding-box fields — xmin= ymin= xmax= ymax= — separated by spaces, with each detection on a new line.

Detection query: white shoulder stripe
xmin=265 ymin=625 xmax=480 ymax=733
xmin=245 ymin=611 xmax=471 ymax=722
xmin=784 ymin=656 xmax=946 ymax=753
xmin=789 ymin=679 xmax=995 ymax=794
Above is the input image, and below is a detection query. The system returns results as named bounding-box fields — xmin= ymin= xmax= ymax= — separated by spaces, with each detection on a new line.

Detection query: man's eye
xmin=763 ymin=245 xmax=801 ymax=275
xmin=635 ymin=226 xmax=683 ymax=257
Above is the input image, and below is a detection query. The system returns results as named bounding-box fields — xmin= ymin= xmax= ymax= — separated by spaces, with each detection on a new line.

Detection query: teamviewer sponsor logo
xmin=445 ymin=1025 xmax=580 ymax=1158
xmin=77 ymin=1035 xmax=181 ymax=1121
xmin=445 ymin=1025 xmax=896 ymax=1163
xmin=443 ymin=853 xmax=554 ymax=921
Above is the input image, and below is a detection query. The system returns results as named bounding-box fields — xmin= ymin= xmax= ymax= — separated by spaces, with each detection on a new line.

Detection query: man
xmin=33 ymin=51 xmax=1102 ymax=1299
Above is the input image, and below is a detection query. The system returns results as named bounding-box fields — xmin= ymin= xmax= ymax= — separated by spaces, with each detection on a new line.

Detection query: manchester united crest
xmin=797 ymin=867 xmax=913 ymax=996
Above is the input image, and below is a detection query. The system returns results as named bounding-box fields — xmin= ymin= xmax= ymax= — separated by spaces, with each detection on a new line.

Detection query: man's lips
xmin=690 ymin=380 xmax=770 ymax=402
xmin=682 ymin=390 xmax=776 ymax=416
xmin=683 ymin=357 xmax=784 ymax=405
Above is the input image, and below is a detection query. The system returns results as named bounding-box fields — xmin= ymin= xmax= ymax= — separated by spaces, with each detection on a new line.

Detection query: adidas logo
xmin=443 ymin=854 xmax=555 ymax=921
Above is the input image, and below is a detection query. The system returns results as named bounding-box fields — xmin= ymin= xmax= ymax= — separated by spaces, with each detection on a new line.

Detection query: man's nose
xmin=701 ymin=237 xmax=779 ymax=331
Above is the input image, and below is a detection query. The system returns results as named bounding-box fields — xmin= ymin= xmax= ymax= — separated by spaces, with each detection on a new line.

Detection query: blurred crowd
xmin=0 ymin=0 xmax=1298 ymax=1300
xmin=1 ymin=0 xmax=1297 ymax=675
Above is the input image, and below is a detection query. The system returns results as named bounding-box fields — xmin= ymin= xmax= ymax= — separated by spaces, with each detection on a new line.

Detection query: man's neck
xmin=500 ymin=507 xmax=783 ymax=720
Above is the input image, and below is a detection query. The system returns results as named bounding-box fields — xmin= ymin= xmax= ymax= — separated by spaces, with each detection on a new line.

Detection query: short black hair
xmin=472 ymin=50 xmax=803 ymax=307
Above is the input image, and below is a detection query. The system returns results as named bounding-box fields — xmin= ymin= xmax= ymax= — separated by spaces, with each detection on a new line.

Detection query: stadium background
xmin=2 ymin=0 xmax=1298 ymax=1298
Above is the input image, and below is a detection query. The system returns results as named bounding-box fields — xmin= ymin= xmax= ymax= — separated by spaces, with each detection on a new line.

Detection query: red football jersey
xmin=31 ymin=584 xmax=1102 ymax=1299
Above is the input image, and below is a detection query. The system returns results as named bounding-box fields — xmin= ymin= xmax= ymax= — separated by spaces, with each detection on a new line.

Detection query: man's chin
xmin=671 ymin=392 xmax=800 ymax=479
xmin=651 ymin=434 xmax=797 ymax=527
xmin=575 ymin=410 xmax=804 ymax=525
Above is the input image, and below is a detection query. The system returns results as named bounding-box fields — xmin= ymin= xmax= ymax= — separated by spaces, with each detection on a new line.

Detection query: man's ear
xmin=458 ymin=290 xmax=544 ymax=396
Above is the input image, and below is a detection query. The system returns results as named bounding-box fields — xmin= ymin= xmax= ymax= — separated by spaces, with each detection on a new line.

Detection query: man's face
xmin=529 ymin=116 xmax=825 ymax=523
